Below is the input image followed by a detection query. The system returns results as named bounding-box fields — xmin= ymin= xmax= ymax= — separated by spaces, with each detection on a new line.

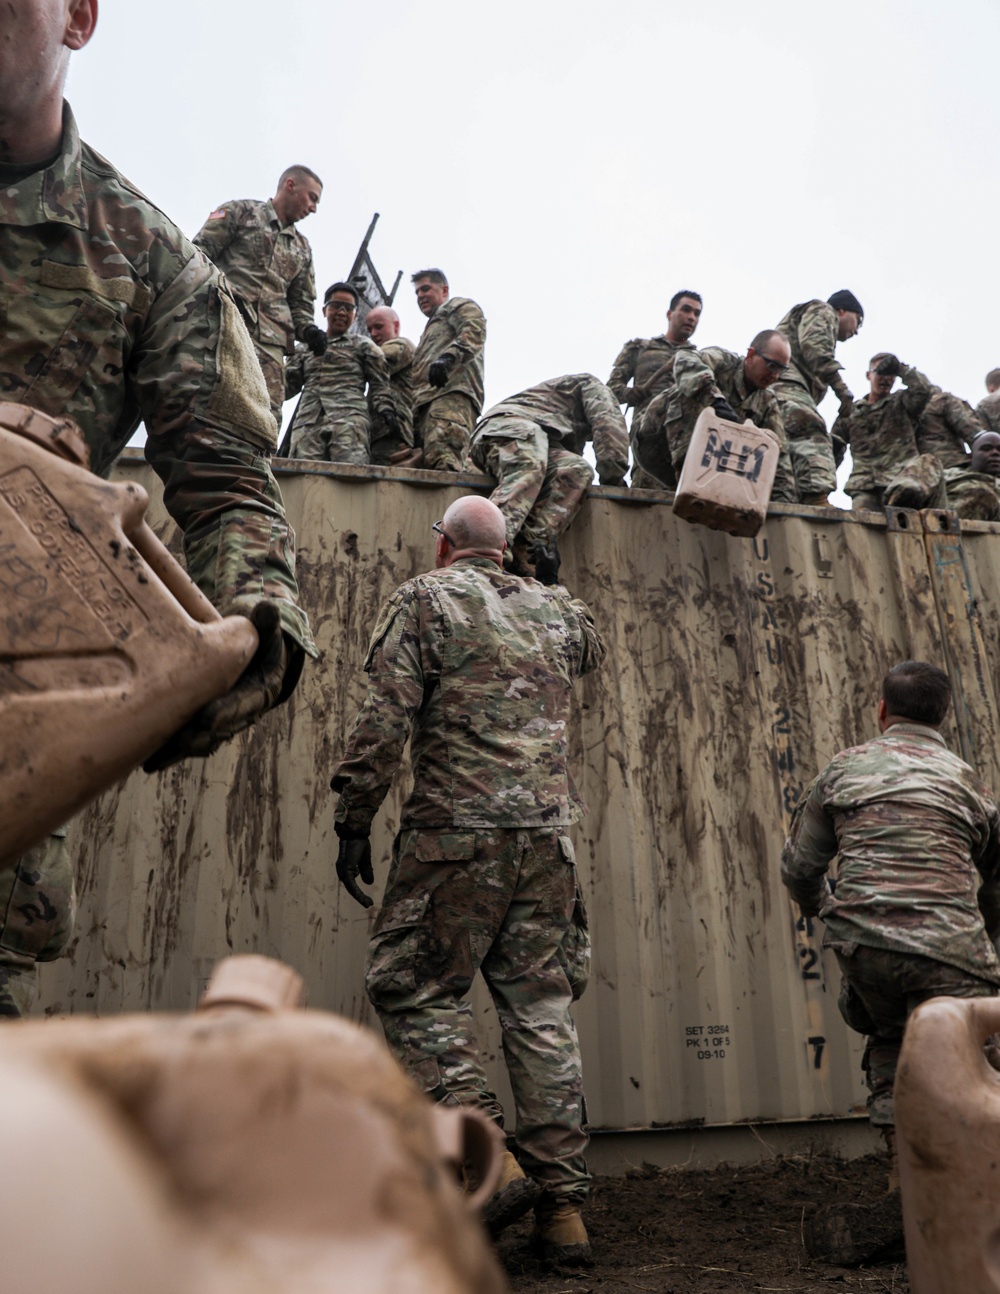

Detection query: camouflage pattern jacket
xmin=833 ymin=365 xmax=932 ymax=495
xmin=919 ymin=386 xmax=982 ymax=467
xmin=411 ymin=297 xmax=486 ymax=413
xmin=285 ymin=333 xmax=394 ymax=425
xmin=193 ymin=198 xmax=316 ymax=357
xmin=775 ymin=300 xmax=850 ymax=405
xmin=331 ymin=557 xmax=604 ymax=833
xmin=606 ymin=337 xmax=695 ymax=417
xmin=944 ymin=464 xmax=1000 ymax=521
xmin=781 ymin=722 xmax=1000 ymax=981
xmin=670 ymin=347 xmax=784 ymax=437
xmin=0 ymin=104 xmax=314 ymax=655
xmin=976 ymin=392 xmax=1000 ymax=435
xmin=474 ymin=374 xmax=629 ymax=482
xmin=378 ymin=335 xmax=416 ymax=435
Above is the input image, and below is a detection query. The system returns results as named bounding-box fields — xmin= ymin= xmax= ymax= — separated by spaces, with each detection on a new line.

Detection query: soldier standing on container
xmin=365 ymin=305 xmax=416 ymax=464
xmin=331 ymin=496 xmax=602 ymax=1267
xmin=285 ymin=282 xmax=399 ymax=465
xmin=651 ymin=332 xmax=798 ymax=501
xmin=469 ymin=373 xmax=629 ymax=576
xmin=194 ymin=165 xmax=327 ymax=426
xmin=607 ymin=289 xmax=703 ymax=489
xmin=918 ymin=383 xmax=984 ymax=468
xmin=410 ymin=269 xmax=486 ymax=470
xmin=833 ymin=353 xmax=939 ymax=511
xmin=781 ymin=661 xmax=1000 ymax=1206
xmin=774 ymin=290 xmax=864 ymax=505
xmin=0 ymin=0 xmax=317 ymax=1017
xmin=944 ymin=432 xmax=1000 ymax=521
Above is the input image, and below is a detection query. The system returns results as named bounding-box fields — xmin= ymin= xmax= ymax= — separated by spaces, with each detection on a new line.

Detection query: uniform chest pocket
xmin=271 ymin=242 xmax=301 ymax=285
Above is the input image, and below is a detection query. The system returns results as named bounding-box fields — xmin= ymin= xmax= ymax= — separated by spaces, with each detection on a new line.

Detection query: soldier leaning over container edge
xmin=0 ymin=0 xmax=317 ymax=1017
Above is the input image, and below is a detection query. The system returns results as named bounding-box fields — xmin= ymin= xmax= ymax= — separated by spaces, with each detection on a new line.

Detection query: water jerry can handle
xmin=130 ymin=521 xmax=222 ymax=625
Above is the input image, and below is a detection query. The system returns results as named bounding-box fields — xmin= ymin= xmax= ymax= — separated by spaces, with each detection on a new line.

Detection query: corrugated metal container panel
xmin=39 ymin=460 xmax=1000 ymax=1132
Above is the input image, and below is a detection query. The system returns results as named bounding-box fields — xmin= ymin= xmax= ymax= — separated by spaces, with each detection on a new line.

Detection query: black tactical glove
xmin=303 ymin=324 xmax=328 ymax=357
xmin=336 ymin=833 xmax=374 ymax=909
xmin=144 ymin=602 xmax=300 ymax=772
xmin=379 ymin=406 xmax=401 ymax=437
xmin=533 ymin=538 xmax=561 ymax=586
xmin=428 ymin=353 xmax=456 ymax=388
xmin=874 ymin=354 xmax=901 ymax=377
xmin=836 ymin=388 xmax=855 ymax=416
xmin=711 ymin=397 xmax=740 ymax=424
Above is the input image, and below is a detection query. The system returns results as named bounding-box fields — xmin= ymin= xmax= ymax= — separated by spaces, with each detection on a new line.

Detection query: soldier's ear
xmin=65 ymin=0 xmax=98 ymax=51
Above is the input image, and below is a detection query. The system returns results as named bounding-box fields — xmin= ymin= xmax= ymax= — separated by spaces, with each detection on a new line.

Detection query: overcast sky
xmin=69 ymin=0 xmax=999 ymax=499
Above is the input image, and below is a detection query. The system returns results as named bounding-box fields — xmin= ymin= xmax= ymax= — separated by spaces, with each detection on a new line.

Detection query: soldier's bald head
xmin=366 ymin=307 xmax=400 ymax=344
xmin=442 ymin=497 xmax=506 ymax=555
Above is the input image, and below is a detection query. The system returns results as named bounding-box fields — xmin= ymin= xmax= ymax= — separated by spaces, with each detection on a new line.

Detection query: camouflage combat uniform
xmin=781 ymin=722 xmax=1000 ymax=1126
xmin=0 ymin=103 xmax=316 ymax=1016
xmin=411 ymin=297 xmax=486 ymax=470
xmin=655 ymin=347 xmax=798 ymax=502
xmin=944 ymin=464 xmax=1000 ymax=521
xmin=193 ymin=197 xmax=316 ymax=425
xmin=331 ymin=558 xmax=604 ymax=1202
xmin=469 ymin=374 xmax=629 ymax=550
xmin=774 ymin=300 xmax=853 ymax=498
xmin=607 ymin=336 xmax=695 ymax=489
xmin=918 ymin=387 xmax=981 ymax=467
xmin=372 ymin=335 xmax=415 ymax=464
xmin=976 ymin=392 xmax=1000 ymax=435
xmin=830 ymin=366 xmax=940 ymax=511
xmin=284 ymin=333 xmax=394 ymax=465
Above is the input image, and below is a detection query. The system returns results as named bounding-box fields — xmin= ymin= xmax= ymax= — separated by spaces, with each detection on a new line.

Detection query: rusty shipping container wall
xmin=37 ymin=459 xmax=1000 ymax=1133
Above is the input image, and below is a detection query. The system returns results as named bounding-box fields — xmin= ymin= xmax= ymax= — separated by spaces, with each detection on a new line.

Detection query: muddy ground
xmin=497 ymin=1153 xmax=909 ymax=1293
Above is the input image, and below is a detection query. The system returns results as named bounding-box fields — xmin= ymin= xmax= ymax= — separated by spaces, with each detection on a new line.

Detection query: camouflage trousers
xmin=253 ymin=339 xmax=286 ymax=429
xmin=850 ymin=454 xmax=947 ymax=513
xmin=0 ymin=832 xmax=75 ymax=1018
xmin=831 ymin=942 xmax=997 ymax=1127
xmin=414 ymin=393 xmax=478 ymax=471
xmin=944 ymin=467 xmax=1000 ymax=521
xmin=365 ymin=825 xmax=592 ymax=1201
xmin=471 ymin=421 xmax=594 ymax=549
xmin=629 ymin=400 xmax=678 ymax=491
xmin=773 ymin=386 xmax=837 ymax=498
xmin=370 ymin=407 xmax=414 ymax=466
xmin=289 ymin=412 xmax=371 ymax=465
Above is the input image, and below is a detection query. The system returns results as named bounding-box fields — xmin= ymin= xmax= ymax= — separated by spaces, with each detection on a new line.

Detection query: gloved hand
xmin=303 ymin=324 xmax=328 ymax=357
xmin=428 ymin=353 xmax=456 ymax=388
xmin=533 ymin=538 xmax=561 ymax=585
xmin=336 ymin=835 xmax=374 ymax=909
xmin=874 ymin=354 xmax=901 ymax=377
xmin=379 ymin=406 xmax=401 ymax=437
xmin=838 ymin=390 xmax=855 ymax=416
xmin=143 ymin=601 xmax=298 ymax=772
xmin=711 ymin=397 xmax=740 ymax=424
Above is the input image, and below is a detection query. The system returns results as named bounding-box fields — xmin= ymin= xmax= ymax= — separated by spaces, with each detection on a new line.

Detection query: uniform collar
xmin=882 ymin=721 xmax=947 ymax=747
xmin=0 ymin=101 xmax=87 ymax=230
xmin=265 ymin=198 xmax=297 ymax=234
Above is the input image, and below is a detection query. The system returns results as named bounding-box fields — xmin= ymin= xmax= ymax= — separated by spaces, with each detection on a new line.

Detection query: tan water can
xmin=895 ymin=995 xmax=1000 ymax=1292
xmin=0 ymin=404 xmax=258 ymax=868
xmin=672 ymin=407 xmax=779 ymax=537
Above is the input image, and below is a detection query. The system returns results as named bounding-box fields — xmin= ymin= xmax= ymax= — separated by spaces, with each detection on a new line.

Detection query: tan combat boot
xmin=532 ymin=1196 xmax=593 ymax=1268
xmin=482 ymin=1150 xmax=540 ymax=1236
xmin=800 ymin=492 xmax=836 ymax=507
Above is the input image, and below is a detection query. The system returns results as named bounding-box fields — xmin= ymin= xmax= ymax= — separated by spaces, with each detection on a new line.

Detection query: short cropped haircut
xmin=323 ymin=281 xmax=359 ymax=306
xmin=411 ymin=268 xmax=448 ymax=287
xmin=882 ymin=661 xmax=952 ymax=727
xmin=669 ymin=289 xmax=703 ymax=312
xmin=868 ymin=353 xmax=893 ymax=370
xmin=279 ymin=164 xmax=323 ymax=189
xmin=985 ymin=368 xmax=1000 ymax=391
xmin=750 ymin=329 xmax=783 ymax=352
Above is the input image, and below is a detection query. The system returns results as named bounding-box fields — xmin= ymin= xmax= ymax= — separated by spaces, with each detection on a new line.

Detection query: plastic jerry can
xmin=895 ymin=994 xmax=1000 ymax=1292
xmin=672 ymin=406 xmax=779 ymax=537
xmin=0 ymin=403 xmax=258 ymax=868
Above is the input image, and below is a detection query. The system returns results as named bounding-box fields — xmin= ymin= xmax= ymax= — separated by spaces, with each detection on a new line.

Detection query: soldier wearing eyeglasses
xmin=285 ymin=282 xmax=399 ymax=464
xmin=640 ymin=332 xmax=798 ymax=502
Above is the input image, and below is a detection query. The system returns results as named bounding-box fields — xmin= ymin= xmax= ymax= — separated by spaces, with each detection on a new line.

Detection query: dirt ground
xmin=497 ymin=1153 xmax=909 ymax=1293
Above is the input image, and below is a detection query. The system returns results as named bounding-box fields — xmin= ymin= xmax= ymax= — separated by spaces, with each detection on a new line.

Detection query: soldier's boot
xmin=532 ymin=1197 xmax=594 ymax=1268
xmin=482 ymin=1150 xmax=541 ymax=1237
xmin=388 ymin=446 xmax=425 ymax=469
xmin=882 ymin=1126 xmax=899 ymax=1194
xmin=800 ymin=492 xmax=836 ymax=507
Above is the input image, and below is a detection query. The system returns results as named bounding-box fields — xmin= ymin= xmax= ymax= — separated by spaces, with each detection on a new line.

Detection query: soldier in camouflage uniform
xmin=0 ymin=0 xmax=316 ymax=1017
xmin=331 ymin=496 xmax=603 ymax=1267
xmin=410 ymin=270 xmax=486 ymax=471
xmin=285 ymin=283 xmax=398 ymax=465
xmin=469 ymin=374 xmax=629 ymax=575
xmin=975 ymin=369 xmax=1000 ymax=435
xmin=774 ymin=290 xmax=864 ymax=504
xmin=918 ymin=385 xmax=982 ymax=467
xmin=782 ymin=661 xmax=1000 ymax=1185
xmin=194 ymin=165 xmax=326 ymax=425
xmin=607 ymin=289 xmax=702 ymax=489
xmin=651 ymin=332 xmax=798 ymax=502
xmin=944 ymin=432 xmax=1000 ymax=521
xmin=366 ymin=306 xmax=416 ymax=464
xmin=833 ymin=354 xmax=939 ymax=511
